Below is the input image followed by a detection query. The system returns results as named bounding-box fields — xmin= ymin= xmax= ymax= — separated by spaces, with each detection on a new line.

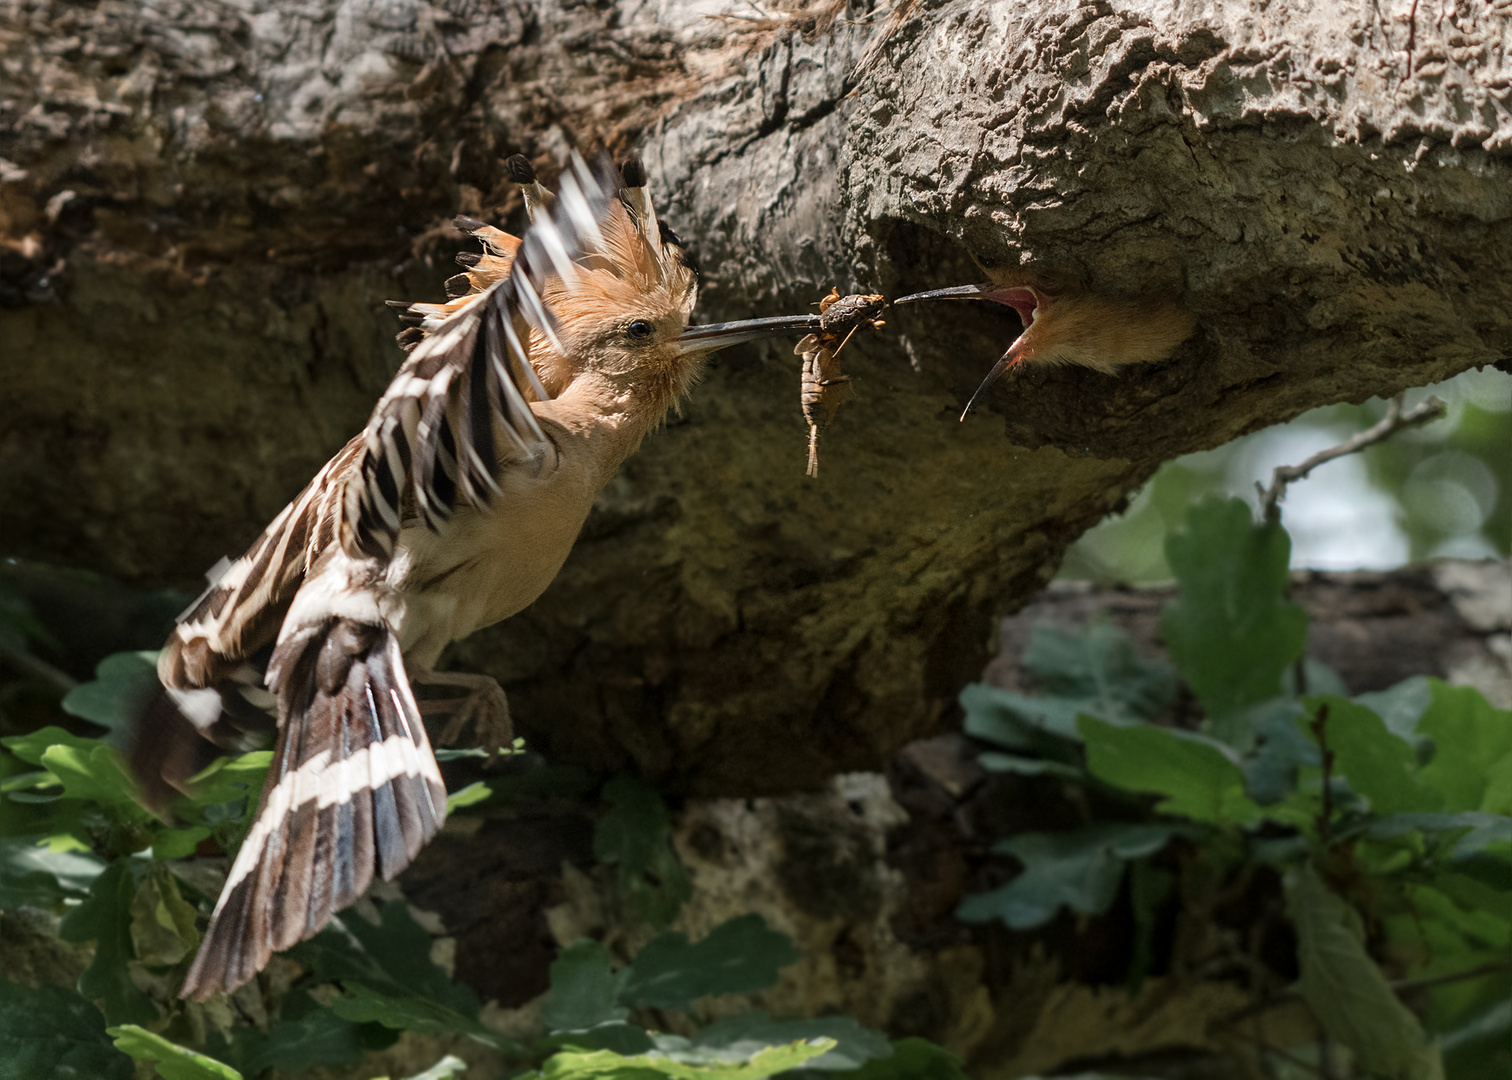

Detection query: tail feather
xmin=179 ymin=618 xmax=446 ymax=1001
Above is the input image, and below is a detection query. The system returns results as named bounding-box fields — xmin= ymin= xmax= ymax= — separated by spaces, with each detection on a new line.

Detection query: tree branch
xmin=1256 ymin=394 xmax=1448 ymax=523
xmin=1213 ymin=956 xmax=1512 ymax=1032
xmin=0 ymin=641 xmax=77 ymax=694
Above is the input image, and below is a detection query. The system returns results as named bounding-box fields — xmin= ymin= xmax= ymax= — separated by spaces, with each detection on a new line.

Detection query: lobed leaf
xmin=209 ymin=994 xmax=365 ymax=1076
xmin=544 ymin=940 xmax=629 ymax=1032
xmin=0 ymin=835 xmax=104 ymax=909
xmin=1079 ymin=716 xmax=1261 ymax=825
xmin=959 ymin=683 xmax=1080 ymax=751
xmin=1288 ymin=864 xmax=1444 ymax=1080
xmin=621 ymin=914 xmax=802 ymax=1011
xmin=1021 ymin=622 xmax=1177 ymax=724
xmin=535 ymin=1038 xmax=835 ymax=1079
xmin=1366 ymin=812 xmax=1512 ymax=859
xmin=1415 ymin=681 xmax=1512 ymax=813
xmin=61 ymin=651 xmax=161 ymax=734
xmin=289 ymin=905 xmax=517 ymax=1052
xmin=788 ymin=1037 xmax=967 ymax=1080
xmin=959 ymin=624 xmax=1174 ymax=750
xmin=0 ymin=979 xmax=133 ymax=1080
xmin=956 ymin=822 xmax=1182 ymax=929
xmin=329 ymin=983 xmax=507 ymax=1049
xmin=1160 ymin=497 xmax=1308 ymax=737
xmin=107 ymin=1025 xmax=242 ymax=1080
xmin=1355 ymin=676 xmax=1435 ymax=742
xmin=660 ymin=1012 xmax=890 ymax=1071
xmin=594 ymin=776 xmax=692 ymax=928
xmin=1242 ymin=698 xmax=1317 ymax=805
xmin=58 ymin=859 xmax=158 ymax=1026
xmin=3 ymin=727 xmax=133 ymax=800
xmin=181 ymin=752 xmax=271 ymax=811
xmin=129 ymin=861 xmax=200 ymax=967
xmin=1304 ymin=697 xmax=1441 ymax=815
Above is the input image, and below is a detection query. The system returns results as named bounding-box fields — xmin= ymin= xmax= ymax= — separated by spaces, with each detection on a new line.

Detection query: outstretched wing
xmin=342 ymin=156 xmax=618 ymax=559
xmin=160 ymin=437 xmax=360 ymax=690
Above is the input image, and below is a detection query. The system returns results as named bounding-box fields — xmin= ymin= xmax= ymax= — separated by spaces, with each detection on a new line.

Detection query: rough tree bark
xmin=3 ymin=0 xmax=1510 ymax=794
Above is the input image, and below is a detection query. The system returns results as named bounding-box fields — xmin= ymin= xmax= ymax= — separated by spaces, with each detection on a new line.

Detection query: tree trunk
xmin=4 ymin=0 xmax=1510 ymax=792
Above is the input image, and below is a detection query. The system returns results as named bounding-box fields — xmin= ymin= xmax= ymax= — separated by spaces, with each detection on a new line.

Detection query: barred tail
xmin=180 ymin=619 xmax=446 ymax=1000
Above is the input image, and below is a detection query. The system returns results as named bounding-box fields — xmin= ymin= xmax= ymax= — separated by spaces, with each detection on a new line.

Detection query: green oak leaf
xmin=1288 ymin=864 xmax=1444 ymax=1080
xmin=1160 ymin=497 xmax=1308 ymax=738
xmin=107 ymin=1025 xmax=242 ymax=1080
xmin=0 ymin=979 xmax=133 ymax=1080
xmin=1080 ymin=716 xmax=1261 ymax=825
xmin=621 ymin=914 xmax=802 ymax=1011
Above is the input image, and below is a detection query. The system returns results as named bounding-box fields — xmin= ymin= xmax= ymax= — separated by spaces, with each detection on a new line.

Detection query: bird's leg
xmin=412 ymin=669 xmax=513 ymax=753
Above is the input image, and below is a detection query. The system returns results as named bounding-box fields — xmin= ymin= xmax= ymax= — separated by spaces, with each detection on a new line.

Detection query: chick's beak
xmin=894 ymin=283 xmax=1048 ymax=422
xmin=675 ymin=314 xmax=823 ymax=355
xmin=957 ymin=342 xmax=1028 ymax=422
xmin=893 ymin=282 xmax=1044 ymax=328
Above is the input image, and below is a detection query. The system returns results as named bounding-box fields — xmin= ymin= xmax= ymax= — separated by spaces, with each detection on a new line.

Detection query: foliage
xmin=594 ymin=775 xmax=694 ymax=928
xmin=0 ymin=979 xmax=133 ymax=1080
xmin=1062 ymin=370 xmax=1512 ymax=581
xmin=1 ymin=640 xmax=955 ymax=1080
xmin=4 ymin=425 xmax=1507 ymax=1080
xmin=961 ymin=495 xmax=1512 ymax=1078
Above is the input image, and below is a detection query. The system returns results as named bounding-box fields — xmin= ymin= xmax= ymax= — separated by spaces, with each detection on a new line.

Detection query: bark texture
xmin=4 ymin=0 xmax=1511 ymax=792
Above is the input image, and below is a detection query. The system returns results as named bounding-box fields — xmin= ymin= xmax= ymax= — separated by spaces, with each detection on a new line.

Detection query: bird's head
xmin=528 ymin=159 xmax=820 ymax=420
xmin=895 ymin=258 xmax=1195 ymax=419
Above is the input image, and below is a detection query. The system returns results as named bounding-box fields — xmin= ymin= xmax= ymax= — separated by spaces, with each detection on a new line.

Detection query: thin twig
xmin=1255 ymin=393 xmax=1448 ymax=522
xmin=0 ymin=641 xmax=77 ymax=694
xmin=1213 ymin=956 xmax=1512 ymax=1030
xmin=1310 ymin=703 xmax=1334 ymax=848
xmin=1391 ymin=957 xmax=1512 ymax=996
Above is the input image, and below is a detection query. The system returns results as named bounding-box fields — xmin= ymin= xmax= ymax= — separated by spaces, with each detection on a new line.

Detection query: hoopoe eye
xmin=626 ymin=320 xmax=655 ymax=340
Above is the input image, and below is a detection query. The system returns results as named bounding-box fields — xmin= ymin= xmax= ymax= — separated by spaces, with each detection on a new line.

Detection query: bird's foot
xmin=413 ymin=670 xmax=514 ymax=755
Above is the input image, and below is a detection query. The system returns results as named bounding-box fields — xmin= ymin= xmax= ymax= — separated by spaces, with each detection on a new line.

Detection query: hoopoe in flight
xmin=130 ymin=154 xmax=822 ymax=999
xmin=895 ymin=257 xmax=1195 ymax=419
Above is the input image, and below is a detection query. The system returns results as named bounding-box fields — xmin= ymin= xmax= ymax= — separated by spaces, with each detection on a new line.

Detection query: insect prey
xmin=797 ymin=288 xmax=886 ymax=478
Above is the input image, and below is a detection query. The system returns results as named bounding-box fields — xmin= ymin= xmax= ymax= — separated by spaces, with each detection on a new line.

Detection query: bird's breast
xmin=388 ymin=448 xmax=606 ymax=667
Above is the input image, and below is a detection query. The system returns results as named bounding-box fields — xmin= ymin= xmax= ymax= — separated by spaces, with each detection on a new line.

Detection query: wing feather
xmin=160 ymin=436 xmax=363 ymax=691
xmin=342 ymin=155 xmax=619 ymax=559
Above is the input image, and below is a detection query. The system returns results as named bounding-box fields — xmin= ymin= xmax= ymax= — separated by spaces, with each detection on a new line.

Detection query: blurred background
xmin=1061 ymin=365 xmax=1512 ymax=582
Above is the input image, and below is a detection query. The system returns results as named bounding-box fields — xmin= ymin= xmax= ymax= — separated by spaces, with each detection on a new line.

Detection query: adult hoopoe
xmin=130 ymin=154 xmax=823 ymax=999
xmin=895 ymin=260 xmax=1195 ymax=419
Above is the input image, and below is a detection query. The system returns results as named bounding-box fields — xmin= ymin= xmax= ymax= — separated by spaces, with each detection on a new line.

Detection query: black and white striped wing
xmin=161 ymin=436 xmax=359 ymax=690
xmin=133 ymin=439 xmax=361 ymax=812
xmin=342 ymin=157 xmax=617 ymax=559
xmin=180 ymin=618 xmax=446 ymax=1000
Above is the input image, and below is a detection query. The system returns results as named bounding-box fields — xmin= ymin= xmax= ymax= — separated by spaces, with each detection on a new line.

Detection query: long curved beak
xmin=958 ymin=344 xmax=1024 ymax=422
xmin=676 ymin=314 xmax=822 ymax=355
xmin=895 ymin=283 xmax=1043 ymax=420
